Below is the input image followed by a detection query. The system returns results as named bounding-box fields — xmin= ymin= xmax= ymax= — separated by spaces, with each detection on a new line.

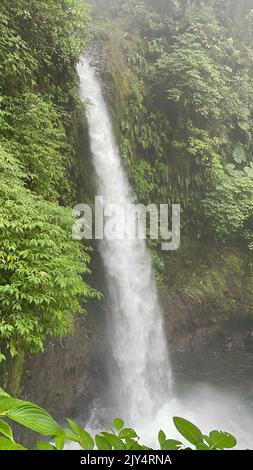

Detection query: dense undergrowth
xmin=0 ymin=0 xmax=101 ymax=386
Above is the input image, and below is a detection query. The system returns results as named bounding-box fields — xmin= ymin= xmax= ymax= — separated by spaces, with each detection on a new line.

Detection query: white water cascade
xmin=78 ymin=58 xmax=172 ymax=425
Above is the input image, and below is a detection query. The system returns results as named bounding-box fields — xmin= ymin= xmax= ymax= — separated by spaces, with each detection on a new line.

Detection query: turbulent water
xmin=78 ymin=58 xmax=171 ymax=424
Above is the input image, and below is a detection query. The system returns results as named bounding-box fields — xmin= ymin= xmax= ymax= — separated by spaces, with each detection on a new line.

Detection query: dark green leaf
xmin=173 ymin=417 xmax=203 ymax=445
xmin=209 ymin=431 xmax=237 ymax=449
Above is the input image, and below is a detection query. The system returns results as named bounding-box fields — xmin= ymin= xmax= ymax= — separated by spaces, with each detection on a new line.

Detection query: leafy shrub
xmin=203 ymin=168 xmax=253 ymax=242
xmin=0 ymin=146 xmax=100 ymax=362
xmin=0 ymin=94 xmax=73 ymax=203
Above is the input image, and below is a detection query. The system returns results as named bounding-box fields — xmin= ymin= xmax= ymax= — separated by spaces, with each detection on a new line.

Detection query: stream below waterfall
xmin=83 ymin=349 xmax=253 ymax=450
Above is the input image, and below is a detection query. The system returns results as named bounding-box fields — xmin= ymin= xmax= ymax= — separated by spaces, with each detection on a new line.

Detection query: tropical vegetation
xmin=0 ymin=0 xmax=100 ymax=384
xmin=0 ymin=388 xmax=237 ymax=450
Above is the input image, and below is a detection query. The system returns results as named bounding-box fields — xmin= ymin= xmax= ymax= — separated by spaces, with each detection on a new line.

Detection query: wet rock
xmin=22 ymin=317 xmax=92 ymax=421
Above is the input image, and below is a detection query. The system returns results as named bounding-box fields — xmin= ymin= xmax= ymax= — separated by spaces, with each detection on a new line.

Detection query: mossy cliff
xmin=91 ymin=0 xmax=253 ymax=346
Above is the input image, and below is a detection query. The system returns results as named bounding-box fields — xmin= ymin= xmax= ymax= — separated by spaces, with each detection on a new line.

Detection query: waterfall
xmin=78 ymin=58 xmax=172 ymax=425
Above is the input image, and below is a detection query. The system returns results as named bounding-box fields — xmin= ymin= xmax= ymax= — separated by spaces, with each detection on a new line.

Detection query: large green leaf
xmin=0 ymin=397 xmax=21 ymax=414
xmin=7 ymin=402 xmax=61 ymax=436
xmin=209 ymin=430 xmax=237 ymax=449
xmin=173 ymin=417 xmax=203 ymax=445
xmin=0 ymin=437 xmax=26 ymax=450
xmin=0 ymin=419 xmax=13 ymax=440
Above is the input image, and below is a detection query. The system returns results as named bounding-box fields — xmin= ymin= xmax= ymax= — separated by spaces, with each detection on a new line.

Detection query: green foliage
xmin=0 ymin=12 xmax=36 ymax=95
xmin=0 ymin=146 xmax=99 ymax=362
xmin=0 ymin=438 xmax=26 ymax=451
xmin=1 ymin=0 xmax=90 ymax=98
xmin=97 ymin=0 xmax=253 ymax=245
xmin=154 ymin=37 xmax=225 ymax=120
xmin=0 ymin=419 xmax=13 ymax=440
xmin=203 ymin=167 xmax=253 ymax=242
xmin=0 ymin=0 xmax=91 ymax=203
xmin=0 ymin=0 xmax=98 ymax=365
xmin=129 ymin=161 xmax=156 ymax=202
xmin=0 ymin=388 xmax=238 ymax=450
xmin=1 ymin=94 xmax=73 ymax=202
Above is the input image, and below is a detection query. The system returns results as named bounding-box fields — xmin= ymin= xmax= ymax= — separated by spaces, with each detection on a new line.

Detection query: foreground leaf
xmin=0 ymin=437 xmax=26 ymax=450
xmin=7 ymin=402 xmax=61 ymax=436
xmin=209 ymin=431 xmax=237 ymax=449
xmin=158 ymin=430 xmax=166 ymax=447
xmin=173 ymin=417 xmax=203 ymax=445
xmin=0 ymin=419 xmax=13 ymax=441
xmin=0 ymin=397 xmax=21 ymax=414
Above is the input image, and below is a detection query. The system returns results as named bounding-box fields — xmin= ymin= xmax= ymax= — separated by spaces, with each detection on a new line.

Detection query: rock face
xmin=22 ymin=317 xmax=92 ymax=421
xmin=161 ymin=292 xmax=221 ymax=353
xmin=161 ymin=291 xmax=253 ymax=354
